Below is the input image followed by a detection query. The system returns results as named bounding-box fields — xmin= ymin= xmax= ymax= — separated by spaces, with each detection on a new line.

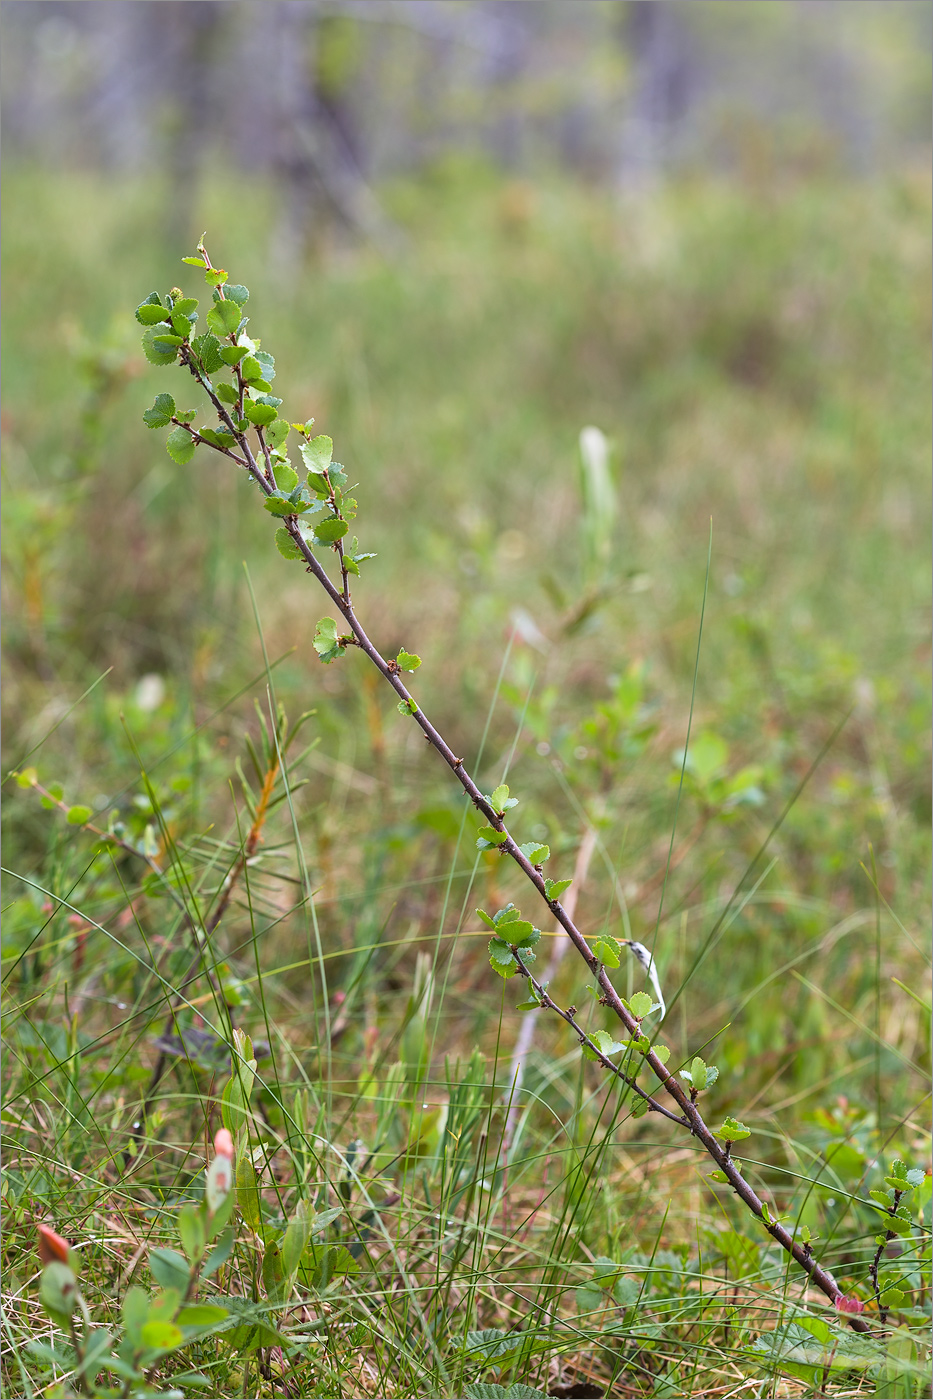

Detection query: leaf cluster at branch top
xmin=868 ymin=1158 xmax=927 ymax=1241
xmin=136 ymin=245 xmax=378 ymax=582
xmin=476 ymin=903 xmax=541 ymax=979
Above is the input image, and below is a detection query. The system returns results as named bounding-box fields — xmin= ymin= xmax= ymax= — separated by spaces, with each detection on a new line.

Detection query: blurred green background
xmin=1 ymin=5 xmax=930 ymax=1394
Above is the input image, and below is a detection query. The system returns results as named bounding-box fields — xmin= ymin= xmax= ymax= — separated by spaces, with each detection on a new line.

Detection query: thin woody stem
xmin=511 ymin=948 xmax=688 ymax=1127
xmin=868 ymin=1188 xmax=903 ymax=1325
xmin=164 ymin=271 xmax=873 ymax=1331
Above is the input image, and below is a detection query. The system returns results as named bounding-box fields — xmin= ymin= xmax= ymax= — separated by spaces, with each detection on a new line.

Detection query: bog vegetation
xmin=1 ymin=162 xmax=931 ymax=1398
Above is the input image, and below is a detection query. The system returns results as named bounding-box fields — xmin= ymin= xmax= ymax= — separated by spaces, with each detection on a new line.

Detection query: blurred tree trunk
xmin=164 ymin=2 xmax=224 ymax=247
xmin=617 ymin=0 xmax=695 ymax=188
xmin=473 ymin=0 xmax=531 ymax=171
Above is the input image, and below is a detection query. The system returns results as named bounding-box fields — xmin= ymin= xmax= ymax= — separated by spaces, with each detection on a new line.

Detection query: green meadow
xmin=2 ymin=160 xmax=930 ymax=1397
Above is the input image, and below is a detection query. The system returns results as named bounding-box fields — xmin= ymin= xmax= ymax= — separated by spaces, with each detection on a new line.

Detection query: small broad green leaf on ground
xmin=236 ymin=1153 xmax=262 ymax=1232
xmin=519 ymin=841 xmax=550 ymax=863
xmin=243 ymin=399 xmax=277 ymax=427
xmin=544 ymin=877 xmax=572 ymax=899
xmin=178 ymin=1204 xmax=205 ymax=1265
xmin=66 ymin=804 xmax=92 ymax=825
xmin=397 ymin=698 xmax=417 ymax=715
xmin=175 ymin=1303 xmax=229 ymax=1330
xmin=275 ymin=528 xmax=303 ymax=560
xmin=464 ymin=1386 xmax=548 ymax=1399
xmin=166 ymin=427 xmax=196 ymax=465
xmin=140 ymin=1319 xmax=184 ymax=1351
xmin=281 ymin=1201 xmax=315 ymax=1278
xmin=717 ymin=1116 xmax=751 ymax=1142
xmin=464 ymin=1330 xmax=523 ymax=1363
xmin=488 ymin=938 xmax=517 ymax=977
xmin=136 ymin=297 xmax=170 ymax=326
xmin=262 ymin=1240 xmax=287 ymax=1303
xmin=206 ymin=300 xmax=241 ymax=336
xmin=477 ymin=826 xmax=508 ymax=848
xmin=274 ymin=461 xmax=299 ymax=493
xmin=476 ymin=908 xmax=497 ymax=930
xmin=142 ymin=326 xmax=180 ymax=365
xmin=143 ymin=393 xmax=176 ymax=427
xmin=675 ymin=731 xmax=729 ymax=784
xmin=149 ymin=1247 xmax=190 ymax=1294
xmin=396 ymin=648 xmax=421 ymax=671
xmin=301 ymin=434 xmax=333 ymax=472
xmin=39 ymin=1262 xmax=78 ymax=1326
xmin=576 ymin=1281 xmax=605 ymax=1312
xmin=312 ymin=517 xmax=349 ymax=544
xmin=191 ymin=332 xmax=225 ymax=373
xmin=626 ymin=991 xmax=654 ymax=1020
xmin=224 ymin=284 xmax=249 ymax=307
xmin=201 ymin=1226 xmax=235 ymax=1278
xmin=263 ymin=493 xmax=296 ymax=517
xmin=615 ymin=1275 xmax=641 ymax=1307
xmin=121 ymin=1285 xmax=149 ymax=1346
xmin=309 ymin=1207 xmax=344 ymax=1235
xmin=594 ymin=934 xmax=621 ymax=967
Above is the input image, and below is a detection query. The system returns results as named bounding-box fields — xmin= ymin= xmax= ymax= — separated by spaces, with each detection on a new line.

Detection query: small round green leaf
xmin=263 ymin=494 xmax=296 ymax=517
xmin=166 ymin=426 xmax=196 ymax=465
xmin=143 ymin=393 xmax=176 ymax=428
xmin=140 ymin=1320 xmax=184 ymax=1351
xmin=206 ymin=300 xmax=241 ymax=336
xmin=142 ymin=327 xmax=179 ymax=366
xmin=66 ymin=804 xmax=92 ymax=825
xmin=627 ymin=991 xmax=654 ymax=1020
xmin=313 ymin=517 xmax=349 ymax=544
xmin=244 ymin=400 xmax=278 ymax=427
xmin=301 ymin=434 xmax=333 ymax=472
xmin=136 ymin=302 xmax=170 ymax=326
xmin=274 ymin=461 xmax=299 ymax=493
